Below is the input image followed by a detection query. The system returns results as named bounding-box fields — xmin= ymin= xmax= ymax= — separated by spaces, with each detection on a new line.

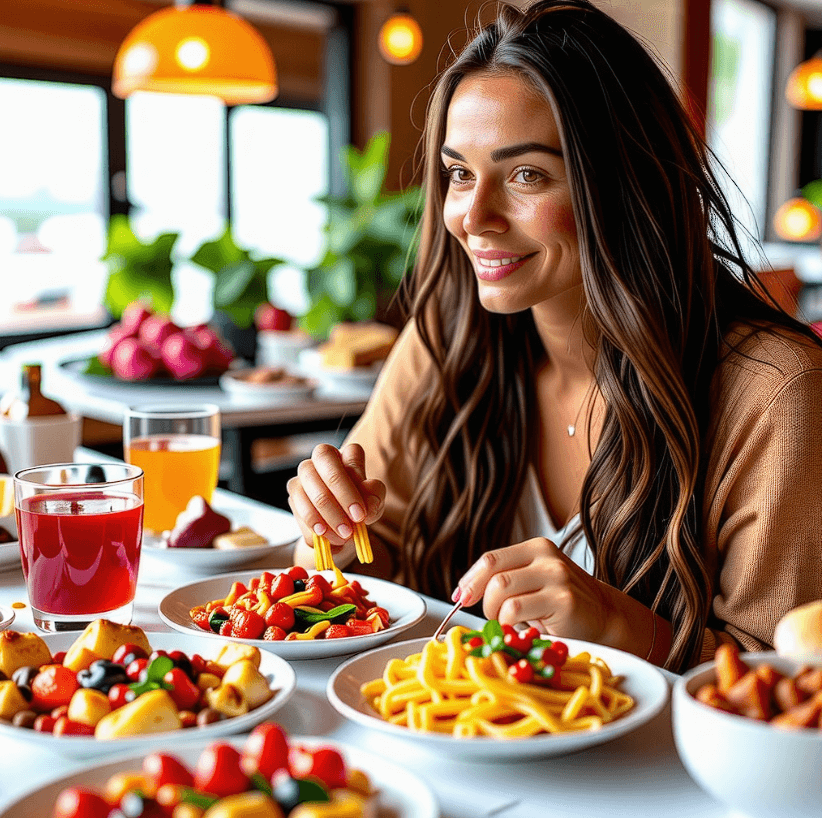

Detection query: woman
xmin=287 ymin=0 xmax=822 ymax=671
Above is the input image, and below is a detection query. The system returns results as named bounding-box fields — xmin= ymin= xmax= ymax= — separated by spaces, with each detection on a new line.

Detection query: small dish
xmin=141 ymin=502 xmax=301 ymax=571
xmin=218 ymin=368 xmax=318 ymax=404
xmin=158 ymin=570 xmax=427 ymax=660
xmin=0 ymin=513 xmax=20 ymax=573
xmin=0 ymin=631 xmax=297 ymax=758
xmin=0 ymin=734 xmax=439 ymax=818
xmin=327 ymin=636 xmax=669 ymax=760
xmin=0 ymin=605 xmax=15 ymax=630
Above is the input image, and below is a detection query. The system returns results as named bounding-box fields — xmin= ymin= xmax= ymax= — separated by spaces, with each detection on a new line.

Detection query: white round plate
xmin=141 ymin=503 xmax=301 ymax=571
xmin=0 ymin=631 xmax=296 ymax=759
xmin=328 ymin=636 xmax=670 ymax=760
xmin=298 ymin=348 xmax=383 ymax=397
xmin=0 ymin=514 xmax=20 ymax=572
xmin=0 ymin=734 xmax=439 ymax=818
xmin=219 ymin=369 xmax=319 ymax=404
xmin=0 ymin=605 xmax=15 ymax=630
xmin=158 ymin=570 xmax=427 ymax=660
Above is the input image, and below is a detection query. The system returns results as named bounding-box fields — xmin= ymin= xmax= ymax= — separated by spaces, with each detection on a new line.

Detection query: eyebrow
xmin=440 ymin=142 xmax=562 ymax=162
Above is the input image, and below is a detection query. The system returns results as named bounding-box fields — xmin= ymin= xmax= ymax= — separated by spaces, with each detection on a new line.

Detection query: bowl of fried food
xmin=672 ymin=641 xmax=822 ymax=818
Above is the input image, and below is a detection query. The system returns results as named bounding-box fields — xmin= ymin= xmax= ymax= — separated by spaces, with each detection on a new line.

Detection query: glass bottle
xmin=0 ymin=364 xmax=66 ymax=421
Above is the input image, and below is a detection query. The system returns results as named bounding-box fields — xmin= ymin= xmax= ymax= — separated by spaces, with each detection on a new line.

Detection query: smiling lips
xmin=472 ymin=251 xmax=534 ymax=281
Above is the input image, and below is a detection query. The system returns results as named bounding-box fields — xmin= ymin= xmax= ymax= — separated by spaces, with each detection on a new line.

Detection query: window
xmin=707 ymin=0 xmax=777 ymax=245
xmin=0 ymin=77 xmax=109 ymax=323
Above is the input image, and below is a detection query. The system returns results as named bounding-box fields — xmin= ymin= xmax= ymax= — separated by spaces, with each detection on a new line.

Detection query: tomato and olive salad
xmin=52 ymin=722 xmax=377 ymax=818
xmin=189 ymin=566 xmax=390 ymax=641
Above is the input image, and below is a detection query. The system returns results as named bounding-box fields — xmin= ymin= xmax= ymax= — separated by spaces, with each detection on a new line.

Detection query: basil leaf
xmin=293 ymin=604 xmax=355 ymax=628
xmin=147 ymin=655 xmax=174 ymax=684
xmin=179 ymin=788 xmax=219 ymax=809
xmin=251 ymin=772 xmax=272 ymax=796
xmin=482 ymin=620 xmax=504 ymax=644
xmin=460 ymin=630 xmax=483 ymax=644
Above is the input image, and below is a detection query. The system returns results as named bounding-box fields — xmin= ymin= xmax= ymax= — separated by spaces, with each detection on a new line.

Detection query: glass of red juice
xmin=13 ymin=463 xmax=144 ymax=632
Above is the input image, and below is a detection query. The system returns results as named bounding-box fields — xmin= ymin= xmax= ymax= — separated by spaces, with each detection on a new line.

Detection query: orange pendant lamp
xmin=773 ymin=196 xmax=822 ymax=242
xmin=113 ymin=0 xmax=277 ymax=105
xmin=378 ymin=9 xmax=423 ymax=66
xmin=785 ymin=53 xmax=822 ymax=110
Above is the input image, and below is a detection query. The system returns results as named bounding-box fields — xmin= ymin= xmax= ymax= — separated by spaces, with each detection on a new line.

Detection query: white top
xmin=513 ymin=466 xmax=594 ymax=574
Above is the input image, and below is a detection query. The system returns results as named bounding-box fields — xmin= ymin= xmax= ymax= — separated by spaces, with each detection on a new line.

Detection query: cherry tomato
xmin=241 ymin=722 xmax=289 ymax=779
xmin=52 ymin=651 xmax=67 ymax=665
xmin=508 ymin=658 xmax=535 ymax=683
xmin=263 ymin=626 xmax=287 ymax=641
xmin=550 ymin=640 xmax=569 ymax=665
xmin=503 ymin=632 xmax=529 ymax=654
xmin=305 ymin=574 xmax=332 ymax=597
xmin=190 ymin=653 xmax=208 ymax=677
xmin=324 ymin=624 xmax=352 ymax=639
xmin=260 ymin=571 xmax=276 ymax=591
xmin=502 ymin=624 xmax=518 ymax=638
xmin=53 ymin=716 xmax=96 ymax=736
xmin=269 ymin=574 xmax=295 ymax=601
xmin=126 ymin=657 xmax=149 ymax=681
xmin=229 ymin=609 xmax=267 ymax=640
xmin=53 ymin=786 xmax=111 ymax=818
xmin=142 ymin=752 xmax=195 ymax=791
xmin=219 ymin=620 xmax=234 ymax=637
xmin=163 ymin=668 xmax=200 ymax=711
xmin=540 ymin=647 xmax=564 ymax=668
xmin=467 ymin=637 xmax=484 ymax=649
xmin=264 ymin=602 xmax=295 ymax=631
xmin=248 ymin=577 xmax=260 ymax=592
xmin=108 ymin=683 xmax=136 ymax=710
xmin=112 ymin=643 xmax=149 ymax=667
xmin=290 ymin=745 xmax=347 ymax=789
xmin=50 ymin=705 xmax=69 ymax=719
xmin=30 ymin=665 xmax=79 ymax=711
xmin=285 ymin=565 xmax=309 ymax=581
xmin=194 ymin=742 xmax=249 ymax=798
xmin=33 ymin=714 xmax=56 ymax=733
xmin=521 ymin=626 xmax=541 ymax=646
xmin=190 ymin=606 xmax=210 ymax=631
xmin=346 ymin=620 xmax=375 ymax=636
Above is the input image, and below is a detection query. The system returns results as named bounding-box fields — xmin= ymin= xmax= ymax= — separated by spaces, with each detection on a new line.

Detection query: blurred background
xmin=2 ymin=0 xmax=822 ymax=502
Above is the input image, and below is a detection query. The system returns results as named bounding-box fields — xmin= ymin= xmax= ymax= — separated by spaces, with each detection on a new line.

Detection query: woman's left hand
xmin=455 ymin=537 xmax=633 ymax=649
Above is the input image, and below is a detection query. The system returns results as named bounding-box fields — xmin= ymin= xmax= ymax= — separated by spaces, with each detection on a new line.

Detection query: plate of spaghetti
xmin=327 ymin=623 xmax=669 ymax=759
xmin=158 ymin=567 xmax=427 ymax=660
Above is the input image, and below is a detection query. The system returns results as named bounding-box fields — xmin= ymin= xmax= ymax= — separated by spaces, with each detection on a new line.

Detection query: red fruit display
xmin=119 ymin=302 xmax=152 ymax=336
xmin=110 ymin=337 xmax=161 ymax=381
xmin=160 ymin=333 xmax=207 ymax=380
xmin=255 ymin=302 xmax=293 ymax=332
xmin=138 ymin=314 xmax=180 ymax=349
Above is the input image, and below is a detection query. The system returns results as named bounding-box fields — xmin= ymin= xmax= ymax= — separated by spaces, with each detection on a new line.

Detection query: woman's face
xmin=442 ymin=72 xmax=581 ymax=315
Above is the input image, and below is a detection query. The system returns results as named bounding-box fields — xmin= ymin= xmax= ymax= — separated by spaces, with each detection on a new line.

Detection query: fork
xmin=432 ymin=599 xmax=463 ymax=641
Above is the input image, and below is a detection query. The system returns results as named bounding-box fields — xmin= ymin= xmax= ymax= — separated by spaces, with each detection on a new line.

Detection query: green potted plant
xmin=101 ymin=214 xmax=179 ymax=319
xmin=301 ymin=131 xmax=422 ymax=340
xmin=190 ymin=226 xmax=286 ymax=361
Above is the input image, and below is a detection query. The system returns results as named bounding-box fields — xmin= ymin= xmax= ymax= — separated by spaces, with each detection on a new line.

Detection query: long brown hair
xmin=396 ymin=0 xmax=818 ymax=671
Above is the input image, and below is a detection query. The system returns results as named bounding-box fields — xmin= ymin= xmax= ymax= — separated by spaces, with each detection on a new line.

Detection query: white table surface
xmin=0 ymin=329 xmax=369 ymax=428
xmin=0 ymin=493 xmax=732 ymax=818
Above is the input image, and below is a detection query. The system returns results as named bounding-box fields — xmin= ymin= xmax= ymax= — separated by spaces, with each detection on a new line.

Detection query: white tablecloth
xmin=0 ymin=493 xmax=729 ymax=818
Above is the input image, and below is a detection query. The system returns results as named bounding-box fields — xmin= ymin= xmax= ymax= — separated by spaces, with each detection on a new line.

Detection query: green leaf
xmin=350 ymin=132 xmax=390 ymax=205
xmin=293 ymin=604 xmax=356 ymax=628
xmin=251 ymin=773 xmax=273 ymax=796
xmin=214 ymin=260 xmax=256 ymax=307
xmin=299 ymin=296 xmax=345 ymax=339
xmin=83 ymin=356 xmax=111 ymax=377
xmin=190 ymin=226 xmax=245 ymax=273
xmin=323 ymin=257 xmax=358 ymax=307
xmin=179 ymin=789 xmax=219 ymax=810
xmin=349 ymin=291 xmax=376 ymax=322
xmin=802 ymin=180 xmax=822 ymax=209
xmin=482 ymin=620 xmax=504 ymax=645
xmin=461 ymin=630 xmax=483 ymax=643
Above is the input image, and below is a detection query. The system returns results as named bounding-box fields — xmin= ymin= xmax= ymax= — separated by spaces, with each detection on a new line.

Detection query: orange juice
xmin=127 ymin=434 xmax=220 ymax=534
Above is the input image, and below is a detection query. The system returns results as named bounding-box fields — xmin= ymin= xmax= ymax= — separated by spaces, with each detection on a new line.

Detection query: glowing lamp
xmin=773 ymin=197 xmax=822 ymax=242
xmin=786 ymin=54 xmax=822 ymax=110
xmin=379 ymin=11 xmax=423 ymax=66
xmin=113 ymin=1 xmax=277 ymax=105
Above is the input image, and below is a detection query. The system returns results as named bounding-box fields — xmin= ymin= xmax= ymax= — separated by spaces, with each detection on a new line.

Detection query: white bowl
xmin=328 ymin=636 xmax=669 ymax=760
xmin=0 ymin=631 xmax=297 ymax=758
xmin=256 ymin=330 xmax=315 ymax=368
xmin=673 ymin=652 xmax=822 ymax=818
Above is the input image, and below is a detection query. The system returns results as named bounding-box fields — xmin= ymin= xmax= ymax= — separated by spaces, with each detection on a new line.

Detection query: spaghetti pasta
xmin=360 ymin=625 xmax=635 ymax=738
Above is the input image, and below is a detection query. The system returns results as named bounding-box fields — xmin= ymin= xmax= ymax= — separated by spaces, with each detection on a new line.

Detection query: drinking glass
xmin=14 ymin=462 xmax=144 ymax=632
xmin=123 ymin=404 xmax=221 ymax=536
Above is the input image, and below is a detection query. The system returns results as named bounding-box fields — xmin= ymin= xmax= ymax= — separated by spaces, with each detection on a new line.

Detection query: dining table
xmin=0 ymin=329 xmax=370 ymax=497
xmin=0 ymin=482 xmax=735 ymax=817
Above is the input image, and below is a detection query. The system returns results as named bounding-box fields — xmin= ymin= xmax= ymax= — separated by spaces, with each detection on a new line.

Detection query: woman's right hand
xmin=286 ymin=442 xmax=386 ymax=551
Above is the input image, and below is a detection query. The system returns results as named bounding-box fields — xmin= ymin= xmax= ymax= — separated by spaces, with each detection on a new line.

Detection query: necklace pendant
xmin=567 ymin=425 xmax=576 ymax=437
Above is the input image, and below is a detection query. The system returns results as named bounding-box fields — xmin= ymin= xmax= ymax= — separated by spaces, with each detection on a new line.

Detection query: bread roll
xmin=774 ymin=599 xmax=822 ymax=662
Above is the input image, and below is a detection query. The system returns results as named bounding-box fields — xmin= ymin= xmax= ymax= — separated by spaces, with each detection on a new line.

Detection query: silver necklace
xmin=567 ymin=383 xmax=594 ymax=437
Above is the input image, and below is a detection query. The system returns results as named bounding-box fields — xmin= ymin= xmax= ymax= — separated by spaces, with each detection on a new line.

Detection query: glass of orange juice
xmin=123 ymin=404 xmax=221 ymax=536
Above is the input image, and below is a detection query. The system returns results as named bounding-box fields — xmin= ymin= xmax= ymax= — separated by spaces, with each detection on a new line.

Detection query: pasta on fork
xmin=360 ymin=625 xmax=635 ymax=738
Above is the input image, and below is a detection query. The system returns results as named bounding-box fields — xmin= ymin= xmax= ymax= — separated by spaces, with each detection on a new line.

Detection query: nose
xmin=462 ymin=182 xmax=508 ymax=235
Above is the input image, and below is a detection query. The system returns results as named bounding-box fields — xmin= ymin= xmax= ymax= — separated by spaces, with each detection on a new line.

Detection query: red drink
xmin=16 ymin=491 xmax=143 ymax=616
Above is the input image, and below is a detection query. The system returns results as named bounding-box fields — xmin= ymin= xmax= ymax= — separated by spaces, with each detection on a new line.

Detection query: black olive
xmin=292 ymin=578 xmax=307 ymax=593
xmin=77 ymin=659 xmax=129 ymax=693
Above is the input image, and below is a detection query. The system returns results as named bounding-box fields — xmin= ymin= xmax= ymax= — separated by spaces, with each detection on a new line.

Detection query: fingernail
xmin=451 ymin=586 xmax=462 ymax=603
xmin=313 ymin=523 xmax=327 ymax=536
xmin=338 ymin=523 xmax=352 ymax=539
xmin=367 ymin=496 xmax=381 ymax=515
xmin=348 ymin=503 xmax=365 ymax=523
